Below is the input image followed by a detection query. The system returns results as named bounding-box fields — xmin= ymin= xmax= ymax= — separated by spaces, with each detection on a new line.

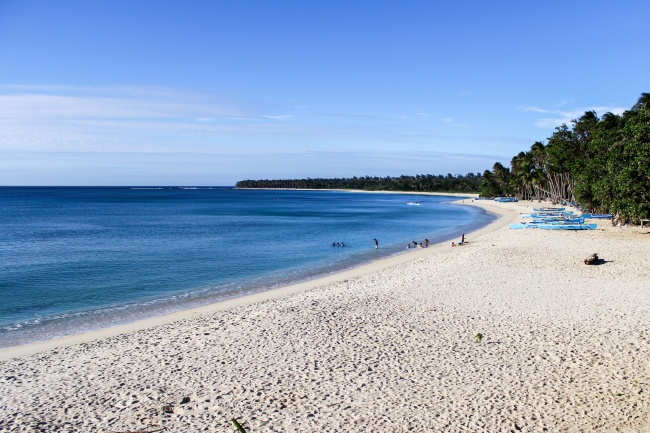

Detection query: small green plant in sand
xmin=475 ymin=333 xmax=483 ymax=343
xmin=231 ymin=417 xmax=248 ymax=433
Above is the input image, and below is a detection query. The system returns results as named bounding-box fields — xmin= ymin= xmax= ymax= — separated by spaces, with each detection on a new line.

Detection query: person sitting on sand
xmin=451 ymin=242 xmax=456 ymax=247
xmin=425 ymin=239 xmax=429 ymax=247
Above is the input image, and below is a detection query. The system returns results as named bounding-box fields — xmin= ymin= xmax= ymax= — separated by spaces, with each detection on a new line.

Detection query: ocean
xmin=0 ymin=187 xmax=495 ymax=348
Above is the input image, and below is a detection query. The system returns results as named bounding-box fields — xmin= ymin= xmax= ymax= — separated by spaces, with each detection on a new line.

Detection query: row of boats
xmin=509 ymin=207 xmax=612 ymax=230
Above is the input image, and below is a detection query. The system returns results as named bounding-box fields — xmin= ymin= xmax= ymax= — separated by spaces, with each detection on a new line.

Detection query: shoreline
xmin=0 ymin=198 xmax=506 ymax=361
xmin=3 ymin=199 xmax=650 ymax=432
xmin=237 ymin=187 xmax=480 ymax=198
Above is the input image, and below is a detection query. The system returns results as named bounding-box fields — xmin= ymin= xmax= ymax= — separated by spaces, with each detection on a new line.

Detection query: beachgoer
xmin=407 ymin=244 xmax=411 ymax=249
xmin=418 ymin=243 xmax=423 ymax=248
xmin=412 ymin=241 xmax=417 ymax=246
xmin=425 ymin=239 xmax=429 ymax=247
xmin=451 ymin=242 xmax=455 ymax=247
xmin=341 ymin=242 xmax=345 ymax=247
xmin=374 ymin=239 xmax=378 ymax=249
xmin=461 ymin=234 xmax=465 ymax=244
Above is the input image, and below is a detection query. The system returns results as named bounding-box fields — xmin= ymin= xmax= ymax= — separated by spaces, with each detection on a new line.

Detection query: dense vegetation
xmin=237 ymin=93 xmax=649 ymax=223
xmin=236 ymin=173 xmax=482 ymax=193
xmin=480 ymin=93 xmax=649 ymax=223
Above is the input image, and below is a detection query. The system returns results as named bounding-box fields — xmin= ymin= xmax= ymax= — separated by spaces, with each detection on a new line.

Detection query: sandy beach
xmin=1 ymin=199 xmax=649 ymax=432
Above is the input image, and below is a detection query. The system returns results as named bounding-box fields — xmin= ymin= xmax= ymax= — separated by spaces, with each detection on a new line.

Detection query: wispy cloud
xmin=520 ymin=105 xmax=552 ymax=114
xmin=0 ymin=83 xmax=530 ymax=184
xmin=521 ymin=104 xmax=627 ymax=129
xmin=0 ymin=86 xmax=249 ymax=120
xmin=439 ymin=116 xmax=471 ymax=129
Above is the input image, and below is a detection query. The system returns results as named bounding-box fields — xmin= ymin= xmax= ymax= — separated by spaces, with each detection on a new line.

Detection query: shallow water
xmin=0 ymin=187 xmax=494 ymax=347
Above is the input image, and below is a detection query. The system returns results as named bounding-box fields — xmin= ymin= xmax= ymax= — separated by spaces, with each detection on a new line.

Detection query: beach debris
xmin=180 ymin=396 xmax=191 ymax=404
xmin=475 ymin=333 xmax=483 ymax=343
xmin=161 ymin=404 xmax=174 ymax=414
xmin=231 ymin=417 xmax=248 ymax=433
xmin=584 ymin=253 xmax=599 ymax=265
xmin=106 ymin=425 xmax=166 ymax=433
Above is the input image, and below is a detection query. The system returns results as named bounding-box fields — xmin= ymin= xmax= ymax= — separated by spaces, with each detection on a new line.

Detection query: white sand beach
xmin=1 ymin=199 xmax=649 ymax=432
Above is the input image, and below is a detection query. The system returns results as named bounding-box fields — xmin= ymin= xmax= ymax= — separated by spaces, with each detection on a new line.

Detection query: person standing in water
xmin=374 ymin=238 xmax=378 ymax=249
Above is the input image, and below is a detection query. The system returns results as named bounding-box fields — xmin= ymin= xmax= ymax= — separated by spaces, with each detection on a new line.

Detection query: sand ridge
xmin=1 ymin=199 xmax=649 ymax=432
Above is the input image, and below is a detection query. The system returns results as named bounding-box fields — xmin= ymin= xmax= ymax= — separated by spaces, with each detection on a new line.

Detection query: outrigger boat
xmin=581 ymin=213 xmax=612 ymax=219
xmin=524 ymin=212 xmax=575 ymax=218
xmin=509 ymin=223 xmax=597 ymax=230
xmin=530 ymin=218 xmax=585 ymax=224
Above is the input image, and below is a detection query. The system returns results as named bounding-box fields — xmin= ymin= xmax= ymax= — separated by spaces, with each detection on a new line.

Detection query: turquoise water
xmin=0 ymin=187 xmax=494 ymax=348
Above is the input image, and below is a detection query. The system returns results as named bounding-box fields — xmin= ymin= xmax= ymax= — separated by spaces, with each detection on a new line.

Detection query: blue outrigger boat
xmin=533 ymin=207 xmax=565 ymax=212
xmin=509 ymin=223 xmax=597 ymax=230
xmin=524 ymin=212 xmax=575 ymax=218
xmin=531 ymin=218 xmax=585 ymax=224
xmin=581 ymin=213 xmax=612 ymax=219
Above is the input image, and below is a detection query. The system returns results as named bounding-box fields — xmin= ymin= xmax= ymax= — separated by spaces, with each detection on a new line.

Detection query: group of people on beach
xmin=451 ymin=234 xmax=466 ymax=247
xmin=332 ymin=242 xmax=345 ymax=247
xmin=347 ymin=236 xmax=470 ymax=250
xmin=406 ymin=238 xmax=429 ymax=249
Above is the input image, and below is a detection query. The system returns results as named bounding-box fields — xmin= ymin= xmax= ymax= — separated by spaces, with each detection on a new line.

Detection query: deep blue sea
xmin=0 ymin=187 xmax=495 ymax=348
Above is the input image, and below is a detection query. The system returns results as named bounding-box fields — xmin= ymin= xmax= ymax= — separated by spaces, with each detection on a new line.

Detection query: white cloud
xmin=521 ymin=106 xmax=552 ymax=114
xmin=523 ymin=104 xmax=628 ymax=129
xmin=0 ymin=91 xmax=247 ymax=120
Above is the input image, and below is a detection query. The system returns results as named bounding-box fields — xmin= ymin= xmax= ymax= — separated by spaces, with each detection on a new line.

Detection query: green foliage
xmin=481 ymin=92 xmax=649 ymax=221
xmin=236 ymin=173 xmax=482 ymax=193
xmin=608 ymin=105 xmax=650 ymax=219
xmin=231 ymin=417 xmax=248 ymax=433
xmin=479 ymin=170 xmax=503 ymax=197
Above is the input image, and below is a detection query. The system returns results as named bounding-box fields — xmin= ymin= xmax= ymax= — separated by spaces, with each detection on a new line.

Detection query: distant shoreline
xmin=236 ymin=187 xmax=480 ymax=198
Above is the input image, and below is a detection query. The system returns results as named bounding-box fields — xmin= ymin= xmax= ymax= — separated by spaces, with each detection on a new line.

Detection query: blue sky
xmin=1 ymin=1 xmax=648 ymax=186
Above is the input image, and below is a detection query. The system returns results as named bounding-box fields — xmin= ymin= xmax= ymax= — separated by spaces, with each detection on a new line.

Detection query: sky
xmin=0 ymin=1 xmax=648 ymax=186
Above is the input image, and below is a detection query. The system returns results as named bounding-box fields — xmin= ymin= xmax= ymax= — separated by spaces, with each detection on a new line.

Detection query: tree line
xmin=236 ymin=173 xmax=483 ymax=193
xmin=237 ymin=92 xmax=649 ymax=222
xmin=480 ymin=92 xmax=649 ymax=223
